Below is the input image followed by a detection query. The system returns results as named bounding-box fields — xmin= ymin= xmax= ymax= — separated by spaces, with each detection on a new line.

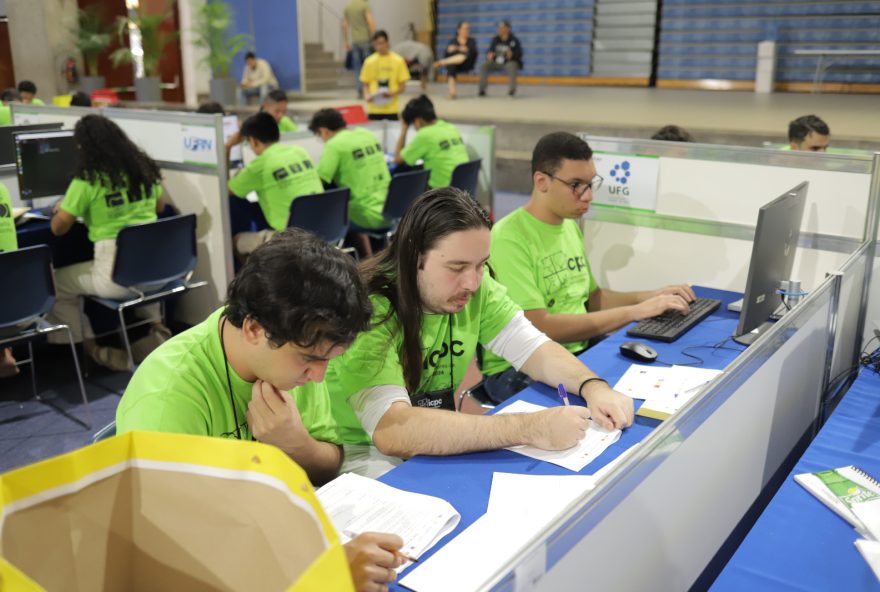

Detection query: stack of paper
xmin=316 ymin=472 xmax=460 ymax=566
xmin=613 ymin=364 xmax=722 ymax=420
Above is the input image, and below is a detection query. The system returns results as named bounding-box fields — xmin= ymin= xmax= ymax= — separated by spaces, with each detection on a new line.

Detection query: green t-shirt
xmin=228 ymin=143 xmax=323 ymax=231
xmin=0 ymin=105 xmax=11 ymax=126
xmin=482 ymin=208 xmax=598 ymax=376
xmin=401 ymin=120 xmax=469 ymax=189
xmin=344 ymin=0 xmax=372 ymax=43
xmin=325 ymin=273 xmax=520 ymax=445
xmin=61 ymin=178 xmax=161 ymax=242
xmin=0 ymin=183 xmax=17 ymax=252
xmin=317 ymin=127 xmax=390 ymax=229
xmin=31 ymin=98 xmax=45 ymax=106
xmin=117 ymin=308 xmax=343 ymax=444
xmin=279 ymin=115 xmax=298 ymax=133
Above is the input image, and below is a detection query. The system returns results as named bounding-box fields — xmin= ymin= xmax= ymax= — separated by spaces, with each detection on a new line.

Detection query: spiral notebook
xmin=794 ymin=465 xmax=880 ymax=531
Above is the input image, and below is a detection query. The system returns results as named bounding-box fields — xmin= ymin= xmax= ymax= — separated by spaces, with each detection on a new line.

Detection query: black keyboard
xmin=626 ymin=297 xmax=722 ymax=343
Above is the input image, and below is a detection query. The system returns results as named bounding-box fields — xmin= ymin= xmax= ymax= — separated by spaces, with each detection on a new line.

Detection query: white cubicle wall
xmin=9 ymin=104 xmax=233 ymax=326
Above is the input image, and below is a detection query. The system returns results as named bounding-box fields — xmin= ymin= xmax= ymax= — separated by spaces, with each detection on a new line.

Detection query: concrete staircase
xmin=303 ymin=42 xmax=355 ymax=92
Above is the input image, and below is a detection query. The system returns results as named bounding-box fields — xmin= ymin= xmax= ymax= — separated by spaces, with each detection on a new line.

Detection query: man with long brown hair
xmin=326 ymin=188 xmax=634 ymax=477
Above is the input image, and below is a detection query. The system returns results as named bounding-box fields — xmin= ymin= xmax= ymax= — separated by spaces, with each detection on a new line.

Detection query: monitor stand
xmin=733 ymin=320 xmax=776 ymax=346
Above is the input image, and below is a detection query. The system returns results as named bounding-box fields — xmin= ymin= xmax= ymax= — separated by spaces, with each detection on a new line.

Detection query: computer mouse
xmin=619 ymin=341 xmax=658 ymax=363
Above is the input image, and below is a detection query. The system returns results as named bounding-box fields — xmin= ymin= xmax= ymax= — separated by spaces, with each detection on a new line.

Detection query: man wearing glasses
xmin=481 ymin=132 xmax=695 ymax=403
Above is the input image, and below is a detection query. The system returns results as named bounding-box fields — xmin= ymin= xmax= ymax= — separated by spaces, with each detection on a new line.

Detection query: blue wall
xmin=225 ymin=0 xmax=301 ymax=91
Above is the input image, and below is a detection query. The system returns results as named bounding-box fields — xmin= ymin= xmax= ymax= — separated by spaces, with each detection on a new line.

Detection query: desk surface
xmin=381 ymin=286 xmax=745 ymax=587
xmin=711 ymin=369 xmax=880 ymax=591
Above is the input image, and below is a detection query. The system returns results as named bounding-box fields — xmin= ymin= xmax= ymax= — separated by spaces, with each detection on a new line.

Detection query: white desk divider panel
xmin=10 ymin=103 xmax=99 ymax=129
xmin=862 ymin=154 xmax=880 ymax=347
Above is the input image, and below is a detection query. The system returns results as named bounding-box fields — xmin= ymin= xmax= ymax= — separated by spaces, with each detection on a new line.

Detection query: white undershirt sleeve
xmin=350 ymin=385 xmax=411 ymax=439
xmin=484 ymin=311 xmax=551 ymax=371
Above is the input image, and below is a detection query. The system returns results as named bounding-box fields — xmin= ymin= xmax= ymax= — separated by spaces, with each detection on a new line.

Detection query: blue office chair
xmin=287 ymin=187 xmax=351 ymax=247
xmin=449 ymin=159 xmax=482 ymax=199
xmin=85 ymin=214 xmax=207 ymax=371
xmin=0 ymin=245 xmax=91 ymax=427
xmin=365 ymin=169 xmax=430 ymax=245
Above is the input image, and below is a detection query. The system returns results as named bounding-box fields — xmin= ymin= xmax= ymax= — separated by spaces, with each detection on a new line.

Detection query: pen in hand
xmin=557 ymin=383 xmax=570 ymax=406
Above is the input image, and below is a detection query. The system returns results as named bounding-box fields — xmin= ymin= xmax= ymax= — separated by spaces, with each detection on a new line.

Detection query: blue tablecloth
xmin=381 ymin=286 xmax=745 ymax=585
xmin=711 ymin=369 xmax=880 ymax=591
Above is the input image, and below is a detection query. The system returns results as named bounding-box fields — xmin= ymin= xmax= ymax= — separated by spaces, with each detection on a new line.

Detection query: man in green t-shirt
xmin=228 ymin=112 xmax=323 ymax=258
xmin=117 ymin=229 xmax=406 ymax=591
xmin=325 ymin=188 xmax=634 ymax=478
xmin=309 ymin=108 xmax=390 ymax=233
xmin=262 ymin=89 xmax=298 ymax=133
xmin=0 ymin=88 xmax=20 ymax=126
xmin=17 ymin=80 xmax=44 ymax=105
xmin=0 ymin=182 xmax=19 ymax=377
xmin=394 ymin=95 xmax=469 ymax=189
xmin=482 ymin=132 xmax=695 ymax=403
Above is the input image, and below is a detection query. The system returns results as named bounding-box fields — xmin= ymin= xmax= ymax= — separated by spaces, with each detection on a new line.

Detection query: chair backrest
xmin=0 ymin=245 xmax=55 ymax=330
xmin=383 ymin=169 xmax=430 ymax=221
xmin=287 ymin=187 xmax=351 ymax=244
xmin=112 ymin=214 xmax=198 ymax=290
xmin=449 ymin=159 xmax=482 ymax=199
xmin=336 ymin=105 xmax=368 ymax=125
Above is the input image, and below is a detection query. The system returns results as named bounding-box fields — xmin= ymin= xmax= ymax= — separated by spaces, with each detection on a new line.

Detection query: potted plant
xmin=73 ymin=6 xmax=113 ymax=95
xmin=111 ymin=1 xmax=179 ymax=102
xmin=192 ymin=0 xmax=251 ymax=106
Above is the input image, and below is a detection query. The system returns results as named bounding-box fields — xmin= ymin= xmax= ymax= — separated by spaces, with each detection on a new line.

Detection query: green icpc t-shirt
xmin=401 ymin=120 xmax=470 ymax=189
xmin=117 ymin=308 xmax=343 ymax=445
xmin=0 ymin=183 xmax=17 ymax=252
xmin=325 ymin=273 xmax=520 ymax=445
xmin=31 ymin=98 xmax=45 ymax=106
xmin=0 ymin=105 xmax=11 ymax=126
xmin=279 ymin=115 xmax=298 ymax=133
xmin=481 ymin=208 xmax=598 ymax=376
xmin=228 ymin=142 xmax=323 ymax=231
xmin=317 ymin=127 xmax=390 ymax=229
xmin=61 ymin=178 xmax=161 ymax=242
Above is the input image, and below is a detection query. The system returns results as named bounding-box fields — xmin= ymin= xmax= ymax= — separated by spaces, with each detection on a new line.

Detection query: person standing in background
xmin=360 ymin=31 xmax=410 ymax=121
xmin=343 ymin=0 xmax=376 ymax=99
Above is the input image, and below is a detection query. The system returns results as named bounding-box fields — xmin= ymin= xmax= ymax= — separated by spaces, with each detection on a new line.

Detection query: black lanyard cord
xmin=219 ymin=316 xmax=243 ymax=440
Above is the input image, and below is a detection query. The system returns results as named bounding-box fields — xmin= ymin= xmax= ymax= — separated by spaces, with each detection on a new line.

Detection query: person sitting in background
xmin=478 ymin=20 xmax=523 ymax=98
xmin=227 ymin=112 xmax=323 ymax=259
xmin=392 ymin=37 xmax=433 ymax=93
xmin=239 ymin=51 xmax=279 ymax=105
xmin=17 ymin=81 xmax=44 ymax=105
xmin=433 ymin=21 xmax=477 ymax=100
xmin=343 ymin=0 xmax=376 ymax=99
xmin=196 ymin=101 xmax=225 ymax=115
xmin=481 ymin=132 xmax=695 ymax=403
xmin=789 ymin=114 xmax=830 ymax=152
xmin=360 ymin=30 xmax=410 ymax=121
xmin=47 ymin=115 xmax=172 ymax=371
xmin=309 ymin=108 xmax=391 ymax=254
xmin=0 ymin=88 xmax=20 ymax=126
xmin=116 ymin=228 xmax=406 ymax=592
xmin=651 ymin=125 xmax=693 ymax=142
xmin=0 ymin=181 xmax=18 ymax=377
xmin=261 ymin=89 xmax=298 ymax=133
xmin=394 ymin=95 xmax=469 ymax=189
xmin=69 ymin=91 xmax=92 ymax=107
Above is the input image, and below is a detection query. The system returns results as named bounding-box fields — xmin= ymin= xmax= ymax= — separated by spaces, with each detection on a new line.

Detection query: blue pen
xmin=557 ymin=383 xmax=570 ymax=406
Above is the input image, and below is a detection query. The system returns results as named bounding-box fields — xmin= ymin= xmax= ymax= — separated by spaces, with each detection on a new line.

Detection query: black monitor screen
xmin=0 ymin=123 xmax=63 ymax=166
xmin=14 ymin=130 xmax=78 ymax=200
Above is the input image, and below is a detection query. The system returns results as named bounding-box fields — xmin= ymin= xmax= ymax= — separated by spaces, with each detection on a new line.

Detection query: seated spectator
xmin=478 ymin=21 xmax=523 ymax=98
xmin=789 ymin=114 xmax=830 ymax=152
xmin=360 ymin=30 xmax=410 ymax=121
xmin=652 ymin=125 xmax=694 ymax=142
xmin=394 ymin=95 xmax=469 ymax=189
xmin=238 ymin=51 xmax=279 ymax=105
xmin=17 ymin=80 xmax=44 ymax=105
xmin=393 ymin=38 xmax=433 ymax=93
xmin=69 ymin=91 xmax=92 ymax=107
xmin=433 ymin=21 xmax=477 ymax=99
xmin=196 ymin=101 xmax=225 ymax=114
xmin=261 ymin=89 xmax=298 ymax=133
xmin=0 ymin=88 xmax=20 ymax=126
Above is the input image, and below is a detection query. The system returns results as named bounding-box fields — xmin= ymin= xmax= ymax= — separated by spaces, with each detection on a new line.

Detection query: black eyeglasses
xmin=540 ymin=172 xmax=603 ymax=197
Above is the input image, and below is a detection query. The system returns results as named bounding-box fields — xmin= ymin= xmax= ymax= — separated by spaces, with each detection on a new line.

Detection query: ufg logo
xmin=606 ymin=160 xmax=633 ymax=196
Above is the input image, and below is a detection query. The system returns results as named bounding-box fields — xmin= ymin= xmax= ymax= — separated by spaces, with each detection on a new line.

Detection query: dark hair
xmin=531 ymin=132 xmax=593 ymax=176
xmin=789 ymin=114 xmax=830 ymax=143
xmin=456 ymin=21 xmax=468 ymax=33
xmin=240 ymin=112 xmax=280 ymax=144
xmin=225 ymin=228 xmax=372 ymax=349
xmin=17 ymin=80 xmax=36 ymax=94
xmin=73 ymin=114 xmax=162 ymax=202
xmin=196 ymin=101 xmax=225 ymax=114
xmin=1 ymin=88 xmax=20 ymax=103
xmin=264 ymin=89 xmax=288 ymax=104
xmin=308 ymin=108 xmax=347 ymax=133
xmin=498 ymin=20 xmax=511 ymax=28
xmin=401 ymin=95 xmax=436 ymax=125
xmin=361 ymin=188 xmax=491 ymax=393
xmin=372 ymin=30 xmax=388 ymax=42
xmin=651 ymin=125 xmax=694 ymax=142
xmin=245 ymin=51 xmax=256 ymax=60
xmin=70 ymin=91 xmax=92 ymax=107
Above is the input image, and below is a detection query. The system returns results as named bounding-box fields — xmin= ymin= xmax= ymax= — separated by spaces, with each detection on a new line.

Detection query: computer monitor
xmin=14 ymin=129 xmax=78 ymax=202
xmin=733 ymin=181 xmax=808 ymax=345
xmin=223 ymin=115 xmax=243 ymax=166
xmin=0 ymin=123 xmax=63 ymax=166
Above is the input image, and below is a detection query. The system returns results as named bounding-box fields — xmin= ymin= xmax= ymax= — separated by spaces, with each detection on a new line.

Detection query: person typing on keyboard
xmin=481 ymin=132 xmax=696 ymax=403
